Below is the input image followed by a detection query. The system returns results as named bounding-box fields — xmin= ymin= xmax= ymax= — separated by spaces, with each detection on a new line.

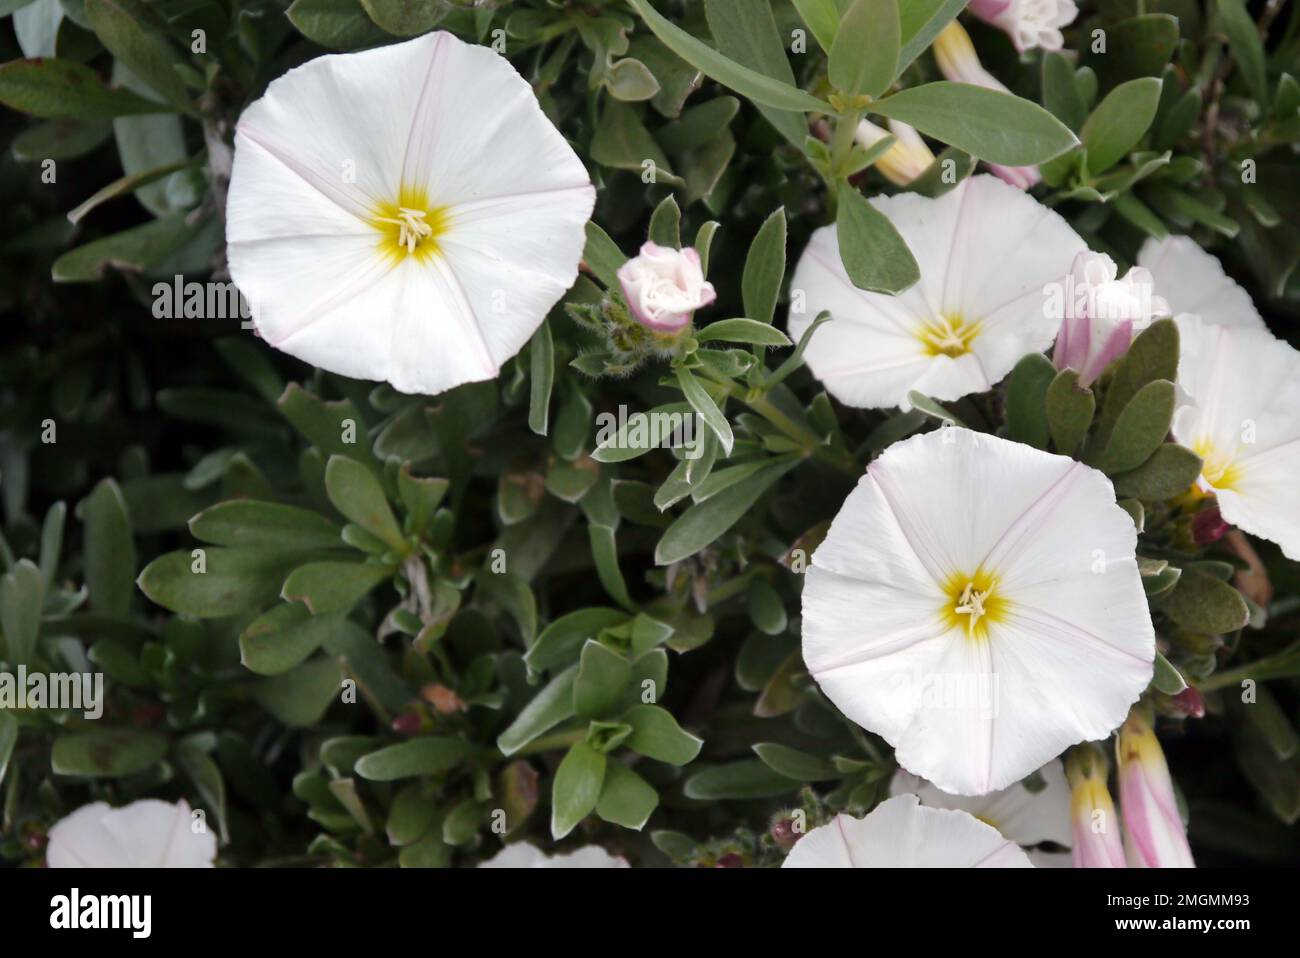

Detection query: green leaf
xmin=897 ymin=0 xmax=968 ymax=74
xmin=648 ymin=193 xmax=682 ymax=248
xmin=581 ymin=222 xmax=626 ymax=289
xmin=907 ymin=391 xmax=968 ymax=428
xmin=1042 ymin=51 xmax=1087 ymax=131
xmin=835 ymin=184 xmax=920 ymax=294
xmin=0 ymin=58 xmax=168 ymax=118
xmin=676 ymin=367 xmax=733 ymax=455
xmin=251 ymin=656 xmax=343 ymax=727
xmin=287 ymin=0 xmax=389 ymax=50
xmin=325 ymin=454 xmax=405 ymax=551
xmin=496 ymin=663 xmax=579 ymax=756
xmin=574 ymin=639 xmax=633 ymax=719
xmin=551 ymin=740 xmax=607 ymax=839
xmin=397 ymin=466 xmax=448 ymax=537
xmin=1081 ymin=77 xmax=1161 ymax=175
xmin=1004 ymin=352 xmax=1056 ymax=449
xmin=1096 ymin=318 xmax=1178 ymax=447
xmin=829 ymin=0 xmax=899 ymax=98
xmin=1156 ymin=567 xmax=1250 ymax=635
xmin=358 ymin=0 xmax=445 ymax=36
xmin=747 ymin=577 xmax=787 ymax=635
xmin=753 ymin=742 xmax=838 ymax=781
xmin=354 ymin=737 xmax=472 ymax=781
xmin=596 ymin=761 xmax=659 ymax=830
xmin=12 ymin=118 xmax=112 ymax=161
xmin=526 ymin=607 xmax=629 ymax=673
xmin=277 ymin=383 xmax=380 ymax=475
xmin=85 ymin=0 xmax=194 ymax=114
xmin=1045 ymin=368 xmax=1094 ymax=457
xmin=683 ymin=759 xmax=798 ymax=799
xmin=741 ymin=207 xmax=787 ymax=326
xmin=872 ymin=82 xmax=1078 ymax=166
xmin=628 ymin=0 xmax=830 ymax=114
xmin=1217 ymin=0 xmax=1269 ymax=109
xmin=240 ymin=603 xmax=348 ymax=676
xmin=591 ymin=98 xmax=679 ymax=183
xmin=1152 ymin=651 xmax=1188 ymax=695
xmin=1 ymin=559 xmax=44 ymax=666
xmin=655 ymin=455 xmax=798 ymax=564
xmin=67 ymin=157 xmax=191 ymax=225
xmin=189 ymin=501 xmax=342 ymax=551
xmin=1083 ymin=15 xmax=1177 ymax=91
xmin=1112 ymin=443 xmax=1202 ymax=500
xmin=386 ymin=782 xmax=437 ymax=846
xmin=696 ymin=318 xmax=791 ymax=346
xmin=703 ymin=0 xmax=809 ymax=144
xmin=1092 ymin=380 xmax=1175 ymax=475
xmin=0 ymin=712 xmax=17 ymax=789
xmin=138 ymin=547 xmax=298 ymax=617
xmin=52 ymin=211 xmax=203 ymax=282
xmin=624 ymin=704 xmax=703 ymax=765
xmin=792 ymin=0 xmax=839 ymax=53
xmin=77 ymin=478 xmax=136 ymax=617
xmin=51 ymin=730 xmax=168 ymax=778
xmin=528 ymin=320 xmax=555 ymax=436
xmin=281 ymin=561 xmax=392 ymax=615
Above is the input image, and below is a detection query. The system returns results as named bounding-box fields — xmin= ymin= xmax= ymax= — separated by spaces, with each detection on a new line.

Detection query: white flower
xmin=787 ymin=174 xmax=1084 ymax=410
xmin=801 ymin=427 xmax=1154 ymax=795
xmin=969 ymin=0 xmax=1079 ymax=52
xmin=47 ymin=800 xmax=216 ymax=868
xmin=616 ymin=242 xmax=716 ymax=333
xmin=227 ymin=31 xmax=595 ymax=396
xmin=890 ymin=759 xmax=1072 ymax=847
xmin=1053 ymin=251 xmax=1168 ymax=387
xmin=783 ymin=794 xmax=1032 ymax=867
xmin=1137 ymin=235 xmax=1265 ymax=331
xmin=478 ymin=842 xmax=628 ymax=868
xmin=1172 ymin=315 xmax=1300 ymax=560
xmin=1116 ymin=709 xmax=1195 ymax=868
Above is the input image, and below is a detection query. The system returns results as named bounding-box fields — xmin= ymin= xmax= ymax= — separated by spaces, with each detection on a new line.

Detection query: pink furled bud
xmin=1191 ymin=506 xmax=1229 ymax=545
xmin=1052 ymin=251 xmax=1168 ymax=387
xmin=616 ymin=242 xmax=716 ymax=333
xmin=968 ymin=0 xmax=1079 ymax=52
xmin=931 ymin=23 xmax=1043 ymax=189
xmin=1116 ymin=709 xmax=1196 ymax=868
xmin=1065 ymin=744 xmax=1126 ymax=868
xmin=1170 ymin=687 xmax=1207 ymax=719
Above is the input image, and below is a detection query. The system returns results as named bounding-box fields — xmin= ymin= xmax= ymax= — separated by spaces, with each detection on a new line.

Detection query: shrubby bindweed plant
xmin=0 ymin=0 xmax=1297 ymax=870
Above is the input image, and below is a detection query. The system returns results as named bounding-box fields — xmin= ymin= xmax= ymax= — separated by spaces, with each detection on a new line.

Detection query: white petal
xmin=1138 ymin=236 xmax=1265 ymax=331
xmin=47 ymin=800 xmax=215 ymax=868
xmin=788 ymin=175 xmax=1084 ymax=409
xmin=477 ymin=842 xmax=627 ymax=868
xmin=1173 ymin=316 xmax=1300 ymax=559
xmin=803 ymin=428 xmax=1154 ymax=795
xmin=782 ymin=794 xmax=1032 ymax=867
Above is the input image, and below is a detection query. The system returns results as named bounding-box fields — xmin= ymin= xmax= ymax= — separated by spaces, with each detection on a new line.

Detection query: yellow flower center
xmin=371 ymin=188 xmax=448 ymax=262
xmin=940 ymin=568 xmax=1008 ymax=642
xmin=918 ymin=314 xmax=980 ymax=358
xmin=1191 ymin=438 xmax=1243 ymax=492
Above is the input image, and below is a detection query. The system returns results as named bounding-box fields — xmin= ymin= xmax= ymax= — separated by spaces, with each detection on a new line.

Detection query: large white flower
xmin=890 ymin=759 xmax=1072 ymax=847
xmin=478 ymin=842 xmax=628 ymax=868
xmin=783 ymin=794 xmax=1032 ymax=867
xmin=47 ymin=800 xmax=216 ymax=868
xmin=802 ymin=427 xmax=1154 ymax=795
xmin=1172 ymin=315 xmax=1300 ymax=560
xmin=788 ymin=175 xmax=1084 ymax=410
xmin=1138 ymin=236 xmax=1265 ymax=331
xmin=227 ymin=32 xmax=595 ymax=395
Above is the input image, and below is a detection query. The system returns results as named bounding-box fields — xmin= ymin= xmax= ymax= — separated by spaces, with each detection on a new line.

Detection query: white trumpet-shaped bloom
xmin=783 ymin=794 xmax=1032 ymax=867
xmin=1138 ymin=236 xmax=1264 ymax=331
xmin=802 ymin=428 xmax=1155 ymax=795
xmin=788 ymin=175 xmax=1084 ymax=410
xmin=47 ymin=800 xmax=216 ymax=868
xmin=227 ymin=32 xmax=596 ymax=395
xmin=1172 ymin=315 xmax=1300 ymax=560
xmin=890 ymin=759 xmax=1072 ymax=847
xmin=478 ymin=842 xmax=628 ymax=868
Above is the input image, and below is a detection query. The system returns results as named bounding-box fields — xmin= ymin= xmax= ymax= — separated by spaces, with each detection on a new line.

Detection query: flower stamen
xmin=375 ymin=207 xmax=435 ymax=254
xmin=919 ymin=314 xmax=980 ymax=358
